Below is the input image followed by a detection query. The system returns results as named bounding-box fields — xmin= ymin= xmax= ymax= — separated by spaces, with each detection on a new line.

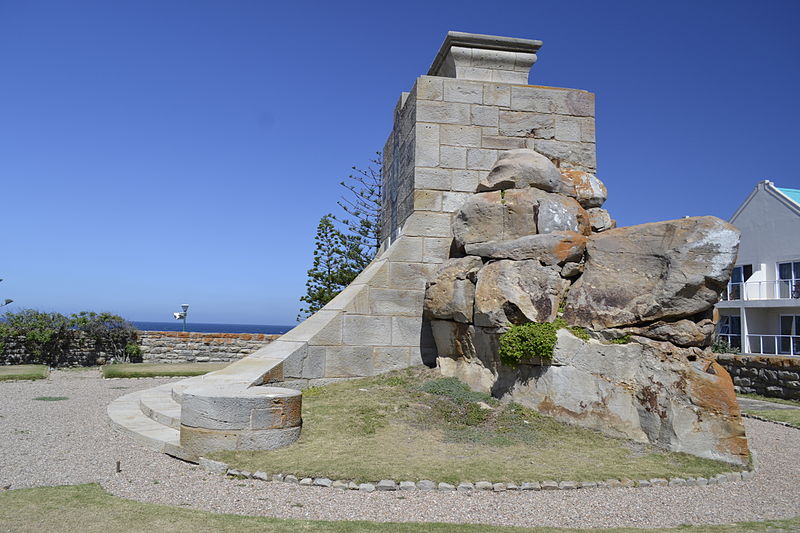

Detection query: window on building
xmin=779 ymin=315 xmax=800 ymax=355
xmin=718 ymin=315 xmax=741 ymax=350
xmin=724 ymin=265 xmax=753 ymax=300
xmin=777 ymin=261 xmax=800 ymax=298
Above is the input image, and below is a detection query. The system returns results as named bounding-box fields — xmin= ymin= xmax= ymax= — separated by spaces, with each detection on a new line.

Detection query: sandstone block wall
xmin=381 ymin=76 xmax=596 ymax=245
xmin=140 ymin=331 xmax=278 ymax=364
xmin=717 ymin=354 xmax=800 ymax=400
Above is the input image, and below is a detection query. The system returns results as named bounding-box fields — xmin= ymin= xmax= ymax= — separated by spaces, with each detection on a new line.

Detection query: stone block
xmin=475 ymin=481 xmax=493 ymax=490
xmin=416 ymin=480 xmax=436 ymax=490
xmin=423 ymin=237 xmax=453 ymax=264
xmin=325 ymin=346 xmax=374 ymax=377
xmin=414 ymin=190 xmax=444 ymax=211
xmin=470 ymin=105 xmax=499 ymax=127
xmin=399 ymin=481 xmax=416 ymax=491
xmin=402 ymin=212 xmax=453 ymax=238
xmin=373 ymin=347 xmax=411 ymax=374
xmin=342 ymin=316 xmax=393 ymax=346
xmin=472 ymin=49 xmax=516 ymax=70
xmin=483 ymin=83 xmax=511 ymax=107
xmin=441 ymin=191 xmax=471 ymax=213
xmin=520 ymin=482 xmax=541 ymax=490
xmin=490 ymin=69 xmax=527 ymax=83
xmin=466 ymin=148 xmax=498 ymax=170
xmin=510 ymin=86 xmax=568 ymax=113
xmin=415 ymin=168 xmax=452 ymax=191
xmin=498 ymin=111 xmax=554 ymax=138
xmin=440 ymin=146 xmax=467 ymax=169
xmin=481 ymin=135 xmax=525 ymax=150
xmin=450 ymin=170 xmax=484 ymax=192
xmin=533 ymin=139 xmax=596 ymax=170
xmin=386 ymin=236 xmax=424 ymax=263
xmin=565 ymin=90 xmax=594 ymax=116
xmin=415 ymin=76 xmax=443 ymax=101
xmin=437 ymin=482 xmax=455 ymax=491
xmin=376 ymin=479 xmax=398 ymax=491
xmin=392 ymin=316 xmax=424 ymax=346
xmin=369 ymin=288 xmax=424 ymax=316
xmin=555 ymin=117 xmax=582 ymax=142
xmin=443 ymin=79 xmax=484 ymax=104
xmin=388 ymin=262 xmax=437 ymax=290
xmin=440 ymin=125 xmax=482 ymax=147
xmin=455 ymin=66 xmax=493 ymax=81
xmin=415 ymin=124 xmax=440 ymax=167
xmin=579 ymin=117 xmax=595 ymax=142
xmin=417 ymin=100 xmax=470 ymax=125
xmin=307 ymin=314 xmax=342 ymax=346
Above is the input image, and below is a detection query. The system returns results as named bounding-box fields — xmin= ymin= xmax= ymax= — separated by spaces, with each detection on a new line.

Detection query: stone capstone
xmin=563 ymin=217 xmax=740 ymax=330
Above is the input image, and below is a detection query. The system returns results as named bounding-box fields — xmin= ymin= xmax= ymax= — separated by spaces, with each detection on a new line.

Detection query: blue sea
xmin=132 ymin=321 xmax=293 ymax=335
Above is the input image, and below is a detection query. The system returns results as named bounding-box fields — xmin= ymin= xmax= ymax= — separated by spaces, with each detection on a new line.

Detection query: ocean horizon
xmin=132 ymin=321 xmax=294 ymax=335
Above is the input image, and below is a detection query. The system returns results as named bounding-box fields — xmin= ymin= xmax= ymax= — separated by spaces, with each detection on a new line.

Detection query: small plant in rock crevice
xmin=498 ymin=322 xmax=559 ymax=366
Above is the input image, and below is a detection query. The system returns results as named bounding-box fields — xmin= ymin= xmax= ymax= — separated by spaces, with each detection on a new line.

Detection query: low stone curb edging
xmin=197 ymin=458 xmax=756 ymax=493
xmin=741 ymin=412 xmax=800 ymax=430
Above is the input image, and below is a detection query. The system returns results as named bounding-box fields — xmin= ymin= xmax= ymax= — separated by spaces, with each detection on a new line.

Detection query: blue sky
xmin=1 ymin=0 xmax=798 ymax=325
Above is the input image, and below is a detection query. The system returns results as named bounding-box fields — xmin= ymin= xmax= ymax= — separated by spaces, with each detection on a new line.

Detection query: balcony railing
xmin=717 ymin=334 xmax=800 ymax=356
xmin=721 ymin=280 xmax=800 ymax=301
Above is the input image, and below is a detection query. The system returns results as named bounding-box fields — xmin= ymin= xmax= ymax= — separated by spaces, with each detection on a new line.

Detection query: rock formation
xmin=424 ymin=148 xmax=749 ymax=465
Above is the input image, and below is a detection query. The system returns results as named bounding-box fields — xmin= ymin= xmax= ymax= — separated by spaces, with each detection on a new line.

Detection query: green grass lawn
xmin=1 ymin=484 xmax=799 ymax=533
xmin=737 ymin=393 xmax=800 ymax=408
xmin=209 ymin=368 xmax=743 ymax=485
xmin=744 ymin=409 xmax=800 ymax=427
xmin=102 ymin=362 xmax=229 ymax=379
xmin=0 ymin=364 xmax=49 ymax=381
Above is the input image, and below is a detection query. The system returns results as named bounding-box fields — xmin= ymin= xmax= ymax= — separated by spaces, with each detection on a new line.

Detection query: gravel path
xmin=1 ymin=369 xmax=799 ymax=529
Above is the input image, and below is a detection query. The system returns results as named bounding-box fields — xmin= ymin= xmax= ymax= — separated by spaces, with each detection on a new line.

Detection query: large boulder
xmin=453 ymin=188 xmax=590 ymax=249
xmin=473 ymin=260 xmax=568 ymax=327
xmin=464 ymin=231 xmax=586 ymax=265
xmin=559 ymin=169 xmax=607 ymax=208
xmin=586 ymin=207 xmax=615 ymax=232
xmin=439 ymin=329 xmax=749 ymax=465
xmin=563 ymin=217 xmax=739 ymax=329
xmin=424 ymin=257 xmax=483 ymax=323
xmin=476 ymin=149 xmax=562 ymax=193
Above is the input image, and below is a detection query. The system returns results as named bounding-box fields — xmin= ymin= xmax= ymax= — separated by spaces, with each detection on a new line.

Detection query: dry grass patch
xmin=102 ymin=362 xmax=228 ymax=379
xmin=210 ymin=367 xmax=741 ymax=484
xmin=0 ymin=364 xmax=49 ymax=381
xmin=1 ymin=483 xmax=799 ymax=533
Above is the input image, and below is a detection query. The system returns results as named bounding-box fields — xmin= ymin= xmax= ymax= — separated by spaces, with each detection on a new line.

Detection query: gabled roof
xmin=730 ymin=180 xmax=800 ymax=224
xmin=777 ymin=187 xmax=800 ymax=206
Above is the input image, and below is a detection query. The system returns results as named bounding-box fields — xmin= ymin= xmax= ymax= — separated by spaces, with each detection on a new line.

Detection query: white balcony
xmin=722 ymin=280 xmax=800 ymax=301
xmin=718 ymin=333 xmax=800 ymax=356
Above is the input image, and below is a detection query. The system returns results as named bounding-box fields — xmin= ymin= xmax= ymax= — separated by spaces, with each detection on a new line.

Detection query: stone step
xmin=138 ymin=384 xmax=182 ymax=429
xmin=107 ymin=389 xmax=194 ymax=462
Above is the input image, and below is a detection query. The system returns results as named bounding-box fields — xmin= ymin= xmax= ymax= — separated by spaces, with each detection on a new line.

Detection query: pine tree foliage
xmin=334 ymin=153 xmax=383 ymax=271
xmin=297 ymin=214 xmax=358 ymax=320
xmin=298 ymin=155 xmax=384 ymax=320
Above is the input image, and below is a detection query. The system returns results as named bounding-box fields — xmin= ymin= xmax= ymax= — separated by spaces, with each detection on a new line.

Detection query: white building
xmin=716 ymin=180 xmax=800 ymax=355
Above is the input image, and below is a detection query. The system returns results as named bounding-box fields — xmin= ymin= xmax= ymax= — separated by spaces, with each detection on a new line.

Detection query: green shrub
xmin=608 ymin=335 xmax=631 ymax=344
xmin=0 ymin=309 xmax=142 ymax=366
xmin=498 ymin=322 xmax=559 ymax=366
xmin=711 ymin=338 xmax=734 ymax=354
xmin=419 ymin=377 xmax=492 ymax=404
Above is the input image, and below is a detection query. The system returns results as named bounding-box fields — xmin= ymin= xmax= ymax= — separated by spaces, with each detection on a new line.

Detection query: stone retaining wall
xmin=717 ymin=354 xmax=800 ymax=400
xmin=140 ymin=331 xmax=279 ymax=363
